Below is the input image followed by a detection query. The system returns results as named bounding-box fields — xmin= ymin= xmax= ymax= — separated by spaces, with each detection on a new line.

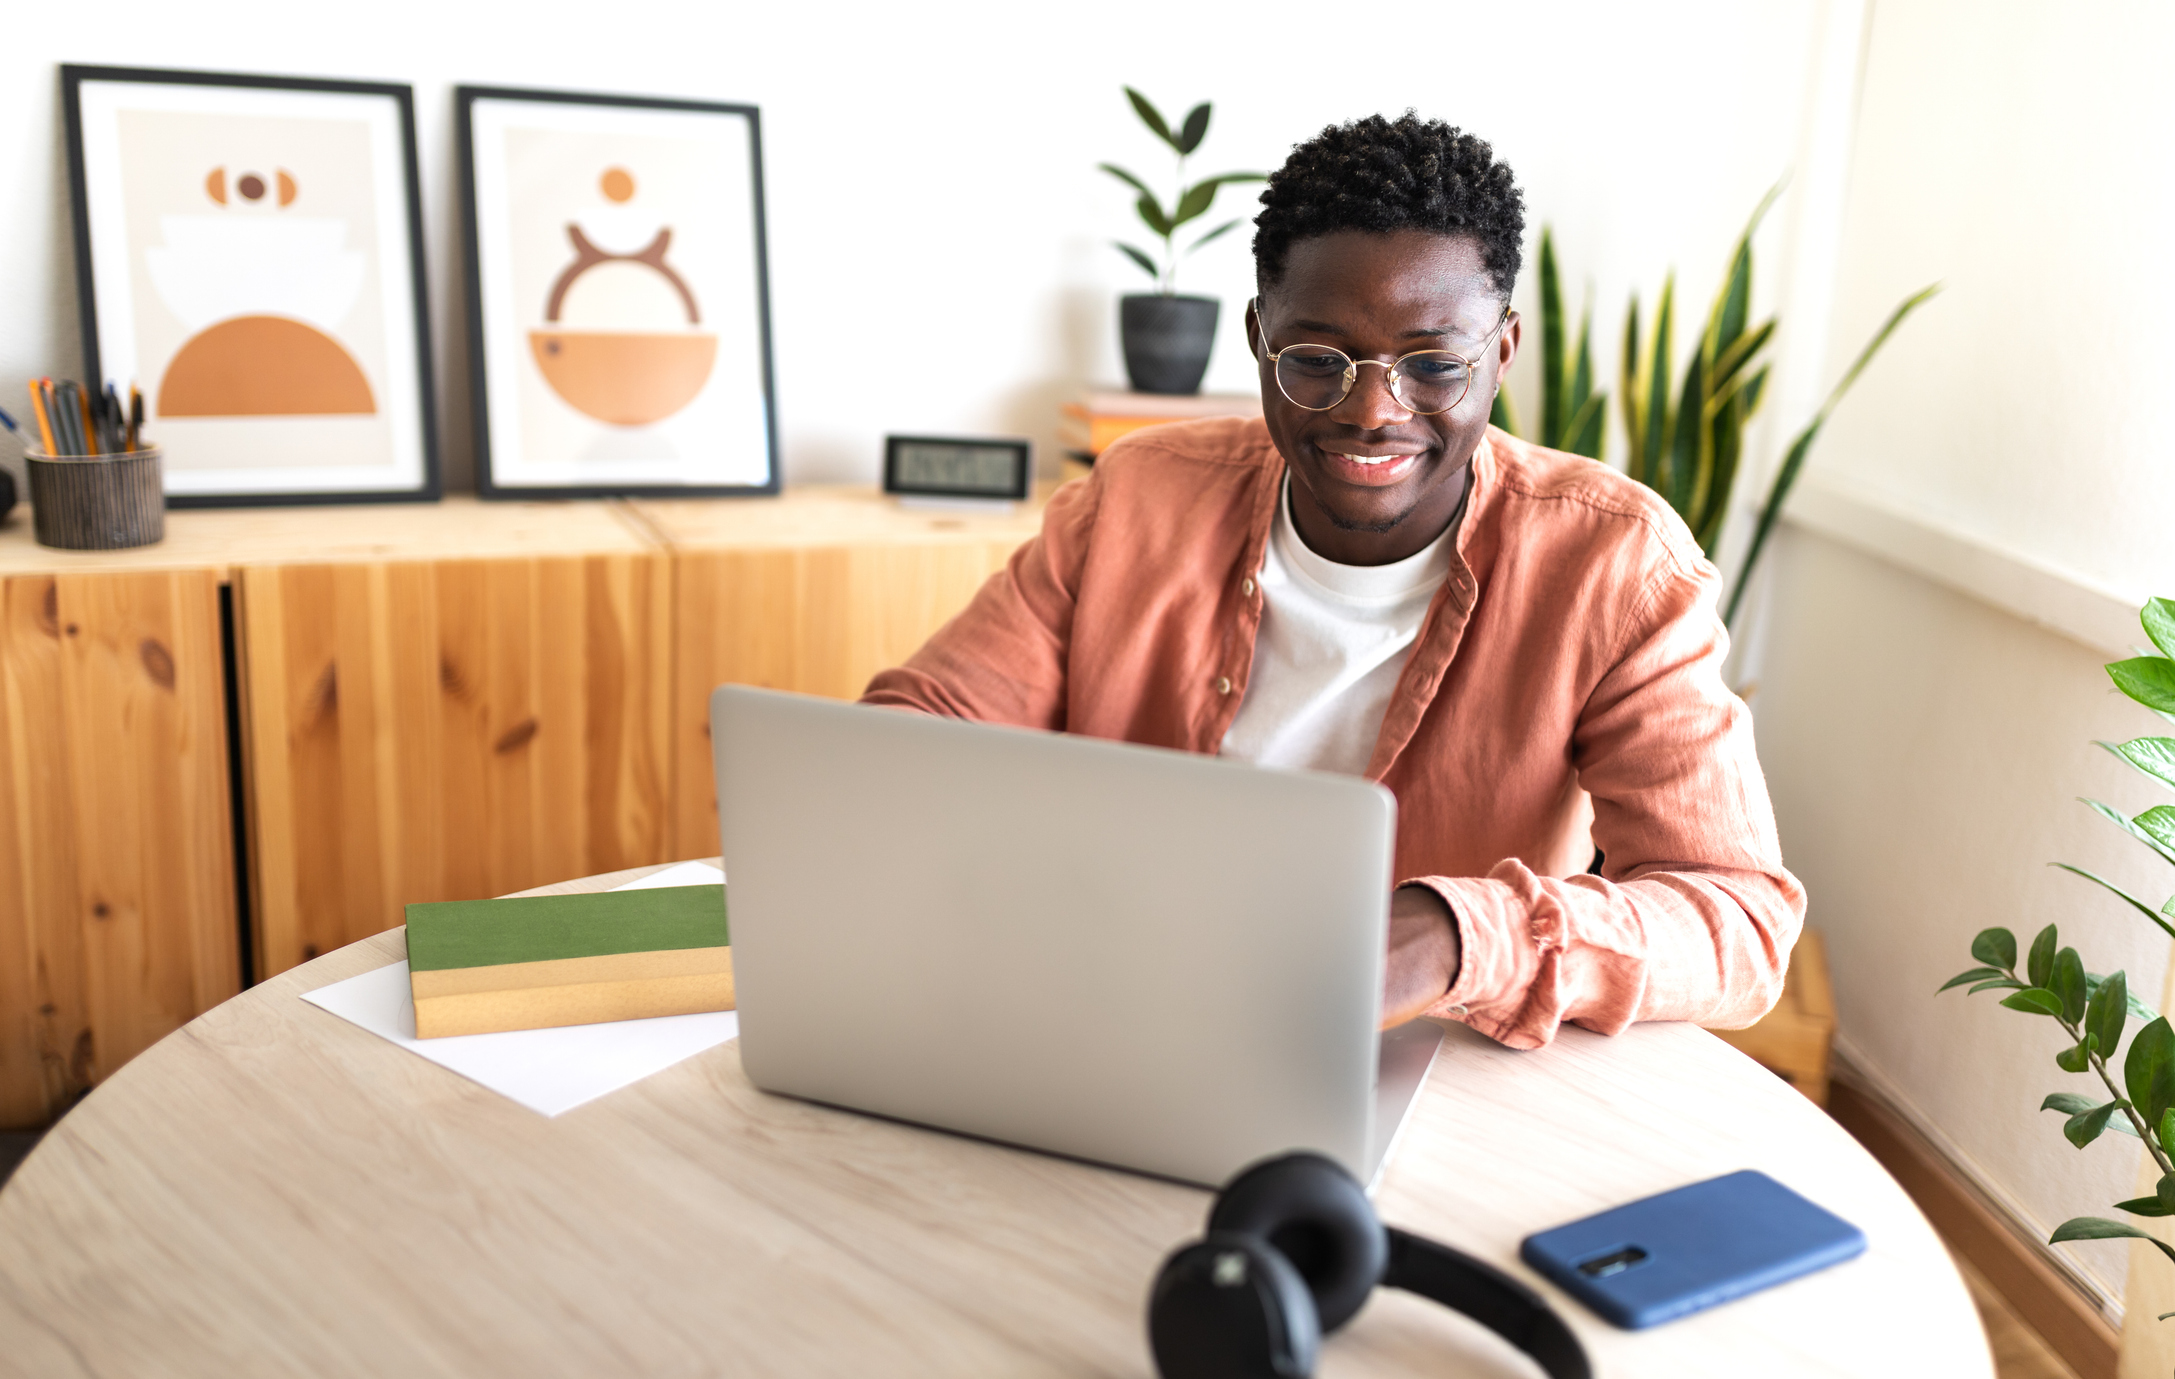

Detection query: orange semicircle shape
xmin=158 ymin=315 xmax=376 ymax=417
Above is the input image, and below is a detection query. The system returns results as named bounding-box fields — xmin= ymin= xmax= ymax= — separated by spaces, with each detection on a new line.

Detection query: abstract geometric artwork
xmin=64 ymin=66 xmax=439 ymax=505
xmin=459 ymin=86 xmax=778 ymax=497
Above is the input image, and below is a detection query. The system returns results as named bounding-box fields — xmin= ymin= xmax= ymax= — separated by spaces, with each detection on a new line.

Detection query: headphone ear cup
xmin=1207 ymin=1153 xmax=1387 ymax=1334
xmin=1148 ymin=1233 xmax=1321 ymax=1379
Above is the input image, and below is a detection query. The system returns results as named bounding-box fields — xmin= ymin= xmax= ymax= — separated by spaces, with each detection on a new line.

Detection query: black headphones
xmin=1148 ymin=1153 xmax=1591 ymax=1379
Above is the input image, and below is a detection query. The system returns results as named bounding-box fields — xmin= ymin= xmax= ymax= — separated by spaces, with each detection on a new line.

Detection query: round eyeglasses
xmin=1251 ymin=298 xmax=1511 ymax=416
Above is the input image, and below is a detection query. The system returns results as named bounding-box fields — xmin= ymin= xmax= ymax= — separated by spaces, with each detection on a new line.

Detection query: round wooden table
xmin=0 ymin=862 xmax=1990 ymax=1377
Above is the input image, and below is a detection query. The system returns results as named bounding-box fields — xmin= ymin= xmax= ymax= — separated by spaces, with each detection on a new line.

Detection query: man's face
xmin=1247 ymin=230 xmax=1519 ymax=566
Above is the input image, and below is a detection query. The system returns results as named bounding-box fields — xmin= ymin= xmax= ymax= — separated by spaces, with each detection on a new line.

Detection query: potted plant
xmin=1490 ymin=195 xmax=1937 ymax=634
xmin=1941 ymin=598 xmax=2175 ymax=1306
xmin=1100 ymin=88 xmax=1263 ymax=395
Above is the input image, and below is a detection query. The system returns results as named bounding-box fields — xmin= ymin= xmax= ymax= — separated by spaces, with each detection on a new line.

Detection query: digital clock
xmin=883 ymin=435 xmax=1032 ymax=501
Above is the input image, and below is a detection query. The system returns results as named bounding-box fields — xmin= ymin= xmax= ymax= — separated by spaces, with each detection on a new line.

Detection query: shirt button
xmin=1214 ymin=676 xmax=1233 ymax=695
xmin=1241 ymin=577 xmax=1255 ymax=597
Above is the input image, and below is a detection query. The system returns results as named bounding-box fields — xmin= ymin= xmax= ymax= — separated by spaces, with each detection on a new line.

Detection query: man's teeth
xmin=1335 ymin=453 xmax=1408 ymax=466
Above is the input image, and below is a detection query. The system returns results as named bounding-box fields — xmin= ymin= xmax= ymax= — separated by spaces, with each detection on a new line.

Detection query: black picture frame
xmin=61 ymin=64 xmax=441 ymax=507
xmin=455 ymin=84 xmax=781 ymax=500
xmin=883 ymin=435 xmax=1033 ymax=502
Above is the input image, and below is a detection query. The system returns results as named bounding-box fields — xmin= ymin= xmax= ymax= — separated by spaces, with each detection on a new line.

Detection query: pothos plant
xmin=1942 ymin=596 xmax=2175 ymax=1283
xmin=1099 ymin=88 xmax=1264 ymax=295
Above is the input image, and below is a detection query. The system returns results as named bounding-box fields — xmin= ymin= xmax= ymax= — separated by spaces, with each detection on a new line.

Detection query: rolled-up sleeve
xmin=1412 ymin=557 xmax=1805 ymax=1049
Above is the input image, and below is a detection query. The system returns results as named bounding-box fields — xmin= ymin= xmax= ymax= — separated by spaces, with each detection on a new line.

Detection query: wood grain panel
xmin=667 ymin=537 xmax=1024 ymax=859
xmin=238 ymin=553 xmax=672 ymax=979
xmin=0 ymin=570 xmax=239 ymax=1129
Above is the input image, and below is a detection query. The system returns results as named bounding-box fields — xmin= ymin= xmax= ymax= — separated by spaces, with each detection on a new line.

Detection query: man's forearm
xmin=1382 ymin=884 xmax=1460 ymax=1028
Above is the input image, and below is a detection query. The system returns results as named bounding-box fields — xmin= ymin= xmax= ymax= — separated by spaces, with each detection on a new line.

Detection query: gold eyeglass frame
xmin=1249 ymin=297 xmax=1512 ymax=416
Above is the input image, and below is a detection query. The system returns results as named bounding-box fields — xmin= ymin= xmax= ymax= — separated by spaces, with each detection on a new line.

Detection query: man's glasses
xmin=1251 ymin=298 xmax=1510 ymax=416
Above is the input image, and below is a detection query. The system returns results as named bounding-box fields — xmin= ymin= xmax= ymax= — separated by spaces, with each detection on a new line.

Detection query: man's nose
xmin=1330 ymin=360 xmax=1411 ymax=429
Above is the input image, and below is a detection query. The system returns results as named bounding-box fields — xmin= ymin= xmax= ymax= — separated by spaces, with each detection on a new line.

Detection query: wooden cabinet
xmin=235 ymin=545 xmax=673 ymax=979
xmin=0 ymin=487 xmax=1044 ymax=1126
xmin=0 ymin=568 xmax=239 ymax=1126
xmin=641 ymin=490 xmax=1042 ymax=859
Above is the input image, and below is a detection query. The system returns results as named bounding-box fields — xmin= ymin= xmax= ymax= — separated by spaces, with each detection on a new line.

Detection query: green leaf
xmin=2145 ymin=598 xmax=2175 ymax=662
xmin=1940 ymin=965 xmax=2007 ymax=992
xmin=2029 ymin=924 xmax=2058 ymax=988
xmin=1098 ymin=163 xmax=1153 ymax=198
xmin=1184 ymin=220 xmax=1242 ymax=255
xmin=2057 ymin=1040 xmax=2092 ymax=1073
xmin=1135 ymin=192 xmax=1174 ymax=239
xmin=2044 ymin=1093 xmax=2102 ymax=1115
xmin=2083 ymin=798 xmax=2175 ymax=869
xmin=2140 ymin=806 xmax=2175 ymax=855
xmin=2090 ymin=969 xmax=2130 ymax=1059
xmin=2129 ymin=1017 xmax=2175 ymax=1128
xmin=1724 ymin=282 xmax=1939 ymax=630
xmin=2066 ymin=1101 xmax=2119 ymax=1147
xmin=2101 ymin=737 xmax=2175 ymax=792
xmin=1540 ymin=229 xmax=1565 ymax=447
xmin=2113 ymin=1196 xmax=2175 ymax=1217
xmin=2001 ymin=988 xmax=2064 ymax=1016
xmin=2111 ymin=657 xmax=2175 ymax=714
xmin=2091 ymin=970 xmax=2163 ymax=1021
xmin=1971 ymin=927 xmax=2018 ymax=969
xmin=2159 ymin=1106 xmax=2175 ymax=1151
xmin=1113 ymin=242 xmax=1159 ymax=281
xmin=1171 ymin=180 xmax=1217 ymax=229
xmin=1124 ymin=86 xmax=1176 ymax=149
xmin=1563 ymin=393 xmax=1606 ymax=462
xmin=2052 ymin=947 xmax=2088 ymax=1023
xmin=2055 ymin=862 xmax=2175 ymax=940
xmin=1176 ymin=102 xmax=1210 ymax=155
xmin=1968 ymin=978 xmax=2026 ymax=994
xmin=2050 ymin=1217 xmax=2175 ymax=1269
xmin=2158 ymin=1173 xmax=2175 ymax=1210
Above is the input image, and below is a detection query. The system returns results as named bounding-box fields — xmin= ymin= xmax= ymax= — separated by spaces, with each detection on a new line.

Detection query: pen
xmin=102 ymin=383 xmax=122 ymax=454
xmin=0 ymin=403 xmax=16 ymax=434
xmin=128 ymin=385 xmax=142 ymax=452
xmin=28 ymin=382 xmax=55 ymax=455
xmin=76 ymin=382 xmax=97 ymax=456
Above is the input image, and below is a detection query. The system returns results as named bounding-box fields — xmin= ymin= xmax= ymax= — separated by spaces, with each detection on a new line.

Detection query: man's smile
xmin=1320 ymin=448 xmax=1425 ymax=486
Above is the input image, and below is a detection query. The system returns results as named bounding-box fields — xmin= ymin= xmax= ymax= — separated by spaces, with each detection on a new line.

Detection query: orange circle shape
xmin=601 ymin=167 xmax=635 ymax=203
xmin=159 ymin=316 xmax=376 ymax=417
xmin=529 ymin=331 xmax=717 ymax=427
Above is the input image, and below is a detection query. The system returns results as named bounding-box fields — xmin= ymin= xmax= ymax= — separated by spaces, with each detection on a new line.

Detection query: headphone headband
xmin=1149 ymin=1154 xmax=1590 ymax=1379
xmin=1382 ymin=1228 xmax=1590 ymax=1379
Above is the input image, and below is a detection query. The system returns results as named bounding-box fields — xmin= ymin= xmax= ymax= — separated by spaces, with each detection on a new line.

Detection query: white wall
xmin=0 ymin=0 xmax=1823 ymax=490
xmin=1750 ymin=0 xmax=2175 ymax=1315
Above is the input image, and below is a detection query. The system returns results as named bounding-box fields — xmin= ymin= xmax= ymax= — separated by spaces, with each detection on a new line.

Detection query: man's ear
xmin=1245 ymin=297 xmax=1264 ymax=357
xmin=1495 ymin=310 xmax=1521 ymax=381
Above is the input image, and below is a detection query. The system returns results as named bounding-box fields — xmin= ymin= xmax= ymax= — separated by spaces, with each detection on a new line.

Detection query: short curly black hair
xmin=1252 ymin=112 xmax=1525 ymax=300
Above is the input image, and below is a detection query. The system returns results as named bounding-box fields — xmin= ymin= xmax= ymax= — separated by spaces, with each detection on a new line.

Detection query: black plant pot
xmin=1120 ymin=294 xmax=1219 ymax=396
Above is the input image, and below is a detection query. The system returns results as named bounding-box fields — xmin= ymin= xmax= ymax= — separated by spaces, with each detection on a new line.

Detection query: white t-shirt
xmin=1220 ymin=479 xmax=1459 ymax=775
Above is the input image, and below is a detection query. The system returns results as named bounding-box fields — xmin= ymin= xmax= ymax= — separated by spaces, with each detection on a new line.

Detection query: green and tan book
xmin=404 ymin=885 xmax=731 ymax=1039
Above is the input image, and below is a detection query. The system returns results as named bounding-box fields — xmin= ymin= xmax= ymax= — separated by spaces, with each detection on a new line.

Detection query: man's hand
xmin=1383 ymin=885 xmax=1460 ymax=1029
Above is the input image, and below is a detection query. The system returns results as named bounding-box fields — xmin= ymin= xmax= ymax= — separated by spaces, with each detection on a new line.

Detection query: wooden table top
xmin=0 ymin=861 xmax=1990 ymax=1377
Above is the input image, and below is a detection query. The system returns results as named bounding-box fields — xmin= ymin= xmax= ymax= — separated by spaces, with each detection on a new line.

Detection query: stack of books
xmin=1060 ymin=390 xmax=1263 ymax=476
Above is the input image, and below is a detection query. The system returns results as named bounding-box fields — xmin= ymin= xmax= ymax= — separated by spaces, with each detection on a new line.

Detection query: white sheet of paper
xmin=299 ymin=861 xmax=735 ymax=1117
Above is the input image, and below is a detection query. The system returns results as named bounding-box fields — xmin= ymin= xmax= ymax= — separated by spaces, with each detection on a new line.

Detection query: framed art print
xmin=62 ymin=66 xmax=439 ymax=506
xmin=457 ymin=85 xmax=780 ymax=498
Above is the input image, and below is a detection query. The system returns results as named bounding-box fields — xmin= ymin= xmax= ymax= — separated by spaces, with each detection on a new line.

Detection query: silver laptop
xmin=711 ymin=685 xmax=1443 ymax=1188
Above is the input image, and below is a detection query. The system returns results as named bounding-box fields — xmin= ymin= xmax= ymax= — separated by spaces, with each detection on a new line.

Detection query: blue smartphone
xmin=1519 ymin=1169 xmax=1866 ymax=1328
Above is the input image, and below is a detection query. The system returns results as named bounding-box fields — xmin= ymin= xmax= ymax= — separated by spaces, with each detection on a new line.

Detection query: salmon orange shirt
xmin=863 ymin=417 xmax=1805 ymax=1049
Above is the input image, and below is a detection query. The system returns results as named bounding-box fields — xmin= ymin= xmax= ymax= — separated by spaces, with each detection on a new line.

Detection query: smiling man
xmin=864 ymin=113 xmax=1804 ymax=1048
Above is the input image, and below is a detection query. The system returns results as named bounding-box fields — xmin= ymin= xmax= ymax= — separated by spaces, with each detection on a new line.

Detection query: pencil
xmin=28 ymin=381 xmax=55 ymax=456
xmin=77 ymin=383 xmax=97 ymax=456
xmin=128 ymin=385 xmax=143 ymax=451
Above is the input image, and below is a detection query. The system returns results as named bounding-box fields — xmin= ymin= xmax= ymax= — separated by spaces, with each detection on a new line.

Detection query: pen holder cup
xmin=25 ymin=448 xmax=165 ymax=550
